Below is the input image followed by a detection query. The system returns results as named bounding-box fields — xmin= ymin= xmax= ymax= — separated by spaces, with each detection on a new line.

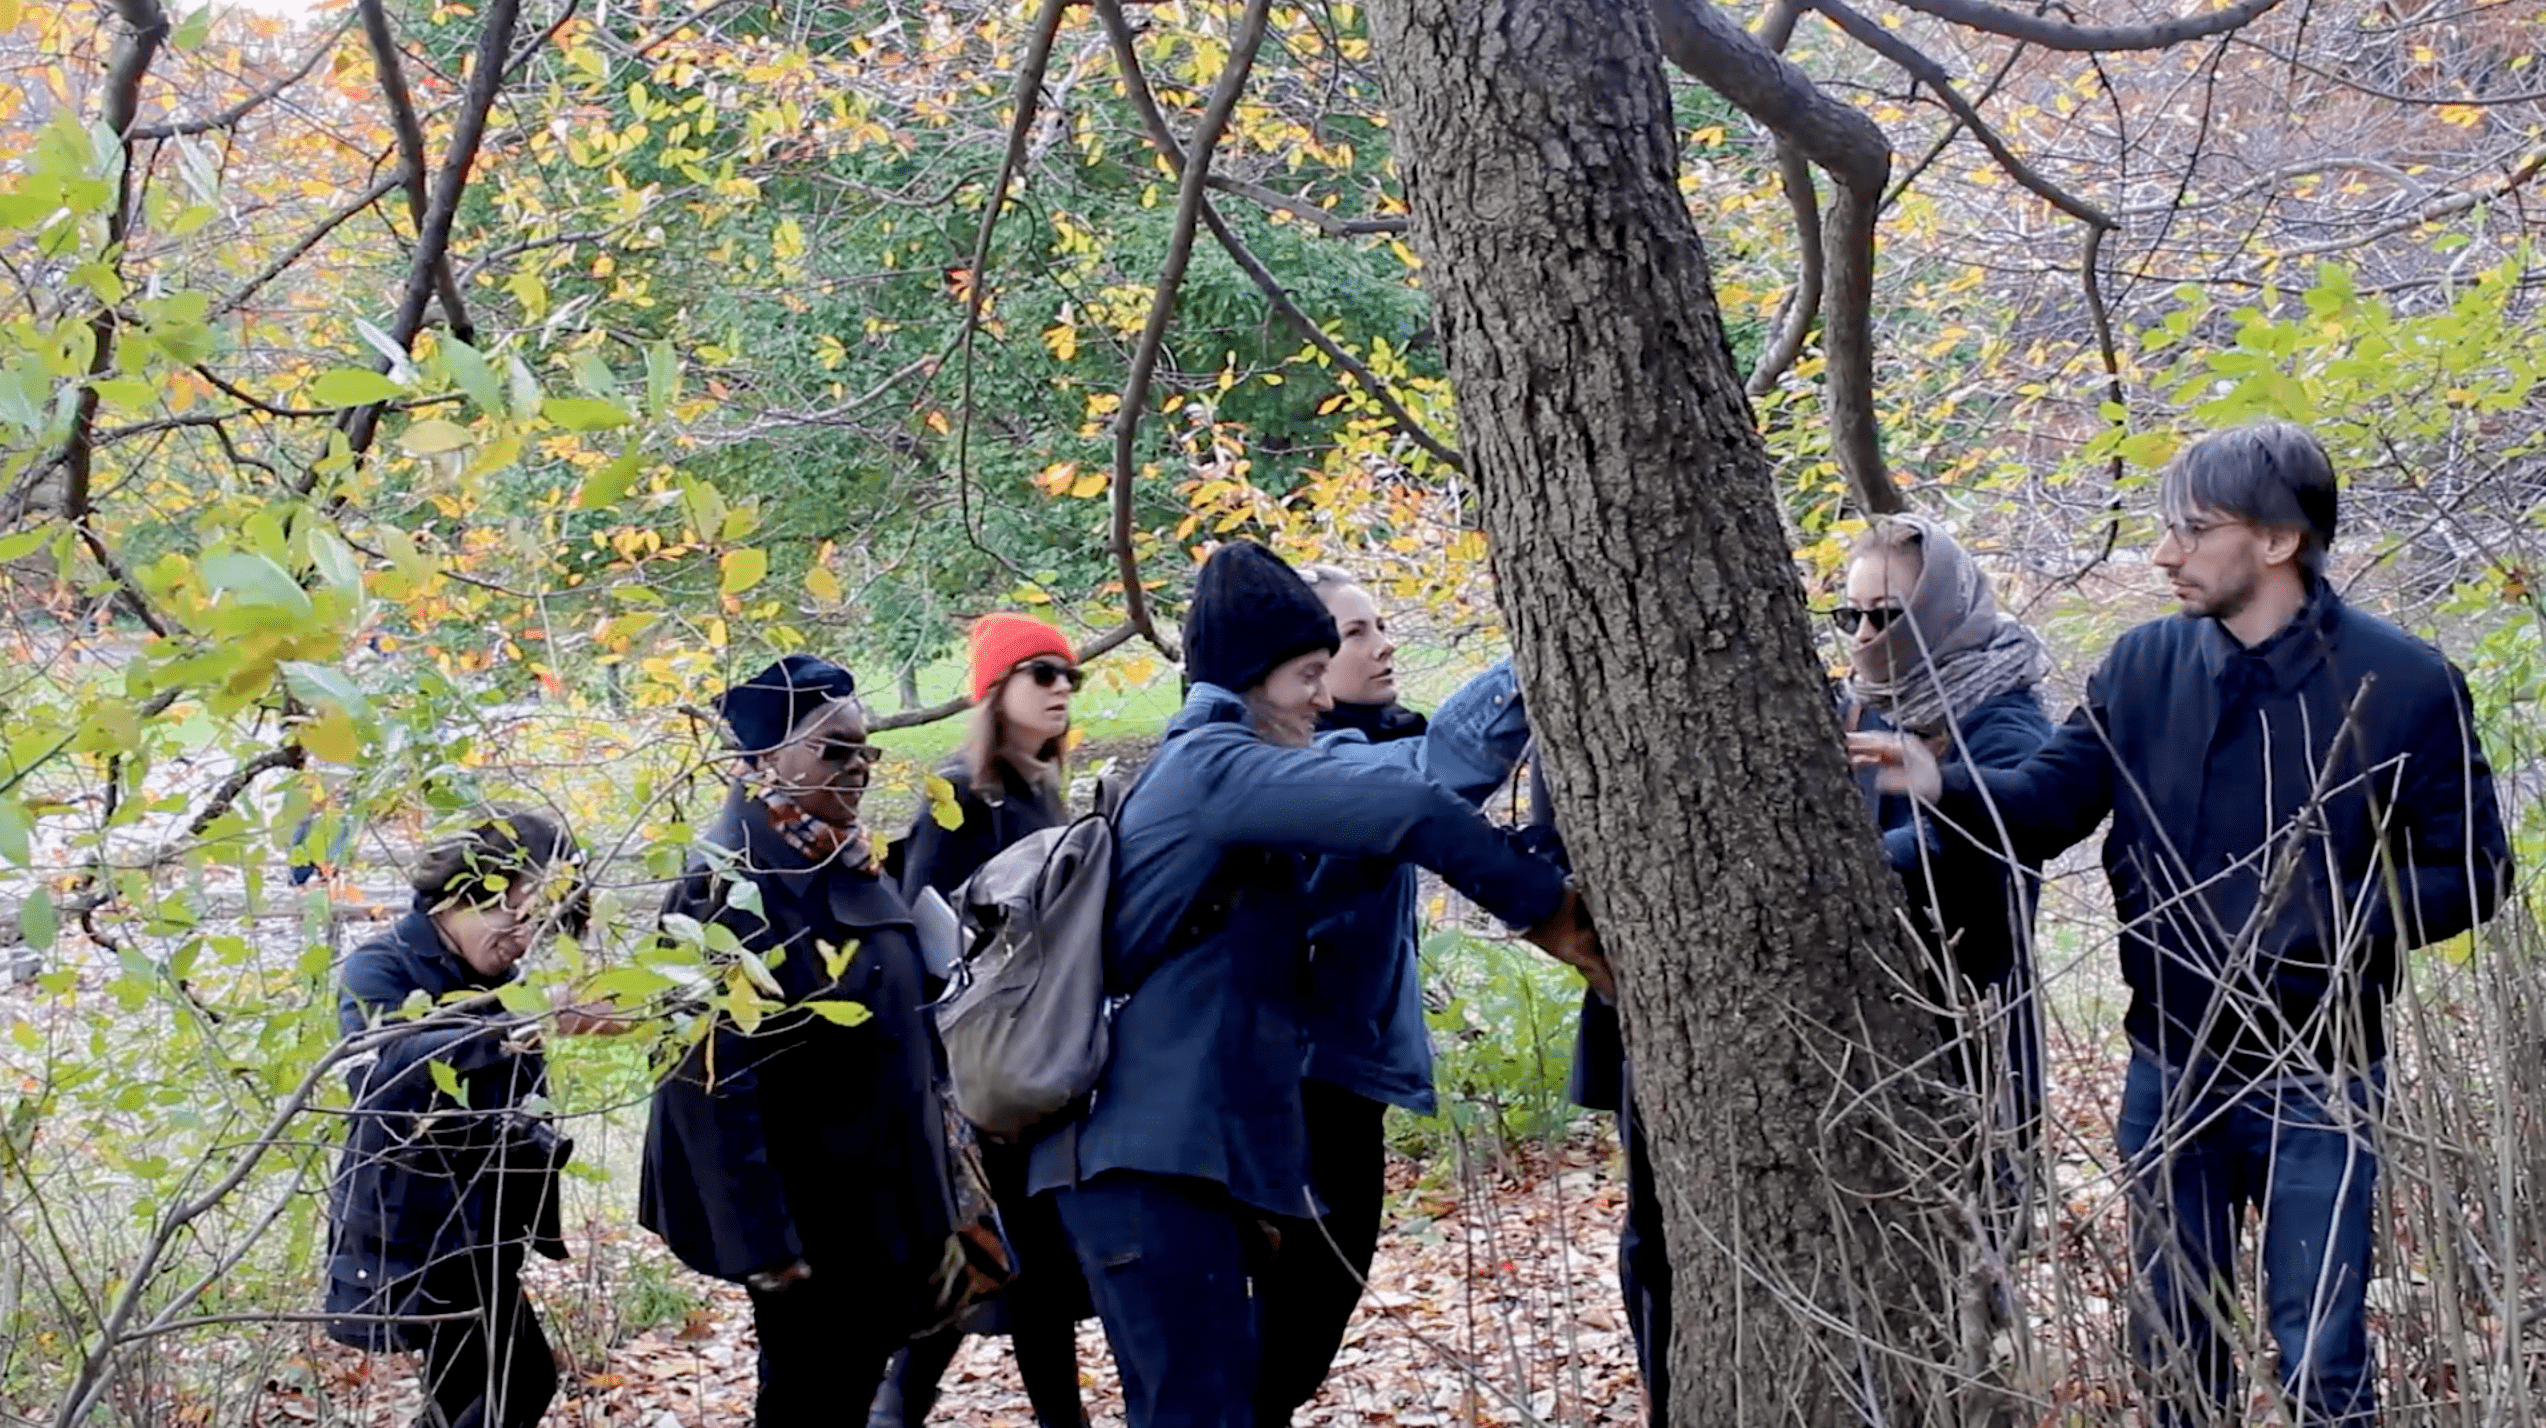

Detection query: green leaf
xmin=645 ymin=339 xmax=679 ymax=419
xmin=280 ymin=660 xmax=370 ymax=718
xmin=310 ymin=368 xmax=403 ymax=408
xmin=542 ymin=397 xmax=632 ymax=431
xmin=444 ymin=339 xmax=504 ymax=419
xmin=0 ymin=522 xmax=54 ymax=562
xmin=718 ymin=547 xmax=768 ymax=594
xmin=0 ymin=798 xmax=29 ymax=866
xmin=571 ymin=349 xmax=620 ymax=398
xmin=576 ymin=445 xmax=644 ymax=508
xmin=202 ymin=551 xmax=313 ymax=616
xmin=17 ymin=885 xmax=53 ymax=951
xmin=505 ymin=354 xmax=543 ymax=419
xmin=734 ymin=947 xmax=784 ymax=996
xmin=427 ymin=1059 xmax=466 ymax=1105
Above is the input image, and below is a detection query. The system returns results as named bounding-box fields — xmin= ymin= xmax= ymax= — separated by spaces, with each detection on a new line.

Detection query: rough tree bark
xmin=1370 ymin=1 xmax=1967 ymax=1423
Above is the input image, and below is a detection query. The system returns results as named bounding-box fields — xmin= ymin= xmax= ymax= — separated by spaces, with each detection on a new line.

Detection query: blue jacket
xmin=325 ymin=911 xmax=564 ymax=1349
xmin=1306 ymin=660 xmax=1535 ymax=1112
xmin=1940 ymin=586 xmax=2510 ymax=1071
xmin=1848 ymin=685 xmax=2056 ymax=987
xmin=1027 ymin=685 xmax=1569 ymax=1217
xmin=640 ymin=785 xmax=953 ymax=1319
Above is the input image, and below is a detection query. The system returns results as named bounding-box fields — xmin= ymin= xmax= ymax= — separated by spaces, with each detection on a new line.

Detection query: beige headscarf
xmin=1843 ymin=513 xmax=2048 ymax=736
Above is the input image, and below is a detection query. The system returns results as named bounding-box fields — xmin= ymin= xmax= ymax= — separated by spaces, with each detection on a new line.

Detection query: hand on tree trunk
xmin=1847 ymin=730 xmax=1943 ymax=802
xmin=1523 ymin=886 xmax=1613 ymax=1001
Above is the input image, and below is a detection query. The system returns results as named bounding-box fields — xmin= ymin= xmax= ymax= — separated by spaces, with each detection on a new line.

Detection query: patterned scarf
xmin=748 ymin=780 xmax=877 ymax=875
xmin=1843 ymin=513 xmax=2050 ymax=738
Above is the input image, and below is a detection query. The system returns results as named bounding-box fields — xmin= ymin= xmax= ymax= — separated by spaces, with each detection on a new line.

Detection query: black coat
xmin=325 ymin=911 xmax=564 ymax=1350
xmin=896 ymin=757 xmax=1066 ymax=906
xmin=1848 ymin=686 xmax=2056 ymax=987
xmin=639 ymin=784 xmax=954 ymax=1324
xmin=1943 ymin=586 xmax=2511 ymax=1071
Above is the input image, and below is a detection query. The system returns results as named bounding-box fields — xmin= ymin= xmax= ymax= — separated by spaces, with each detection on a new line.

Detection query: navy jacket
xmin=1940 ymin=587 xmax=2509 ymax=1071
xmin=1306 ymin=660 xmax=1535 ymax=1113
xmin=325 ymin=911 xmax=563 ymax=1350
xmin=1848 ymin=686 xmax=2056 ymax=987
xmin=1028 ymin=686 xmax=1570 ymax=1217
xmin=640 ymin=785 xmax=953 ymax=1322
xmin=895 ymin=756 xmax=1067 ymax=907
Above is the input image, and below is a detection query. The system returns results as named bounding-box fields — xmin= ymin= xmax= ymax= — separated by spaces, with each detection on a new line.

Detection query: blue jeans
xmin=2116 ymin=1051 xmax=2382 ymax=1427
xmin=1053 ymin=1172 xmax=1261 ymax=1428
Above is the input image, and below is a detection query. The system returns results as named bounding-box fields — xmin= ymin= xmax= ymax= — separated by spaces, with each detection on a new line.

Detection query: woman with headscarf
xmin=639 ymin=655 xmax=958 ymax=1426
xmin=873 ymin=614 xmax=1091 ymax=1428
xmin=1836 ymin=513 xmax=2056 ymax=1239
xmin=325 ymin=809 xmax=600 ymax=1428
xmin=1026 ymin=542 xmax=1607 ymax=1428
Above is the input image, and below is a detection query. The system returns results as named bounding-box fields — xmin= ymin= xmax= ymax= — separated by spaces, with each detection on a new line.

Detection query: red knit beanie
xmin=969 ymin=613 xmax=1076 ymax=703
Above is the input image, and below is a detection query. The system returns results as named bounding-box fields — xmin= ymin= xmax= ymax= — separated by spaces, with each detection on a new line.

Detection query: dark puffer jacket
xmin=325 ymin=911 xmax=565 ymax=1350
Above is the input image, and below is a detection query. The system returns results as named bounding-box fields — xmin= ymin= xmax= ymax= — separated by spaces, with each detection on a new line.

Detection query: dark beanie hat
xmin=715 ymin=655 xmax=858 ymax=755
xmin=1183 ymin=542 xmax=1341 ymax=694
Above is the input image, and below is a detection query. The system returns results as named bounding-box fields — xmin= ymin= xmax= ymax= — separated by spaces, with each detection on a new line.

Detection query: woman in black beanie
xmin=1026 ymin=543 xmax=1608 ymax=1428
xmin=638 ymin=655 xmax=958 ymax=1427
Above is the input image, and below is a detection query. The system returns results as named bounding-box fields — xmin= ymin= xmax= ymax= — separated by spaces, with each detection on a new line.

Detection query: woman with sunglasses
xmin=325 ymin=809 xmax=601 ymax=1428
xmin=640 ymin=656 xmax=960 ymax=1427
xmin=1835 ymin=514 xmax=2055 ymax=1248
xmin=873 ymin=614 xmax=1092 ymax=1428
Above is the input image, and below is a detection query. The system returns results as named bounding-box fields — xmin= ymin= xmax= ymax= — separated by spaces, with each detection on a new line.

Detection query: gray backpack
xmin=932 ymin=796 xmax=1129 ymax=1141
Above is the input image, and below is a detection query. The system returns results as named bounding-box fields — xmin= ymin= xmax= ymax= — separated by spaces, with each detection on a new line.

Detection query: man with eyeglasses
xmin=1852 ymin=420 xmax=2509 ymax=1427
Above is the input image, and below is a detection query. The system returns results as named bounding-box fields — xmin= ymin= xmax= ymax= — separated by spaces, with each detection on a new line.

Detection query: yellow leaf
xmin=925 ymin=774 xmax=964 ymax=831
xmin=719 ymin=548 xmax=768 ymax=594
xmin=2435 ymin=103 xmax=2485 ymax=129
xmin=804 ymin=564 xmax=842 ymax=601
xmin=1068 ymin=470 xmax=1109 ymax=499
xmin=298 ymin=710 xmax=361 ymax=764
xmin=924 ymin=409 xmax=951 ymax=436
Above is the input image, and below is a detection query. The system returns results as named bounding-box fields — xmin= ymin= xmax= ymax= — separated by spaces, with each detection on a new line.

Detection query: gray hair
xmin=2159 ymin=420 xmax=2340 ymax=577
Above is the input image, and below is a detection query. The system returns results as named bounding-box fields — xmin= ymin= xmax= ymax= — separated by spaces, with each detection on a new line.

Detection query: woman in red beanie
xmin=873 ymin=612 xmax=1090 ymax=1428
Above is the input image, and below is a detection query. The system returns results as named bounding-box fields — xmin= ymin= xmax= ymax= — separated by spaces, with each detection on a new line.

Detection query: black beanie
xmin=715 ymin=654 xmax=858 ymax=756
xmin=1183 ymin=542 xmax=1341 ymax=694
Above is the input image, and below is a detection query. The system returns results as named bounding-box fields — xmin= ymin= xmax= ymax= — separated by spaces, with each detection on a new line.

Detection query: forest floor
xmin=266 ymin=1027 xmax=2153 ymax=1428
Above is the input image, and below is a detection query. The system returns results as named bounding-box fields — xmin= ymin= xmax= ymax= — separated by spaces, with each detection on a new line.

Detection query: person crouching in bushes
xmin=639 ymin=655 xmax=962 ymax=1427
xmin=874 ymin=611 xmax=1091 ymax=1428
xmin=1026 ymin=541 xmax=1609 ymax=1428
xmin=325 ymin=808 xmax=607 ymax=1428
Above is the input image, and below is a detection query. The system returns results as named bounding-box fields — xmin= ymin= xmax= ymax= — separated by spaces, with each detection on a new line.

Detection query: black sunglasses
xmin=1019 ymin=659 xmax=1084 ymax=691
xmin=815 ymin=737 xmax=884 ymax=768
xmin=1829 ymin=606 xmax=1908 ymax=635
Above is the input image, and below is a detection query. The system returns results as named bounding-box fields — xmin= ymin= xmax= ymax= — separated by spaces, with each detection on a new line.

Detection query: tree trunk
xmin=1370 ymin=3 xmax=1968 ymax=1423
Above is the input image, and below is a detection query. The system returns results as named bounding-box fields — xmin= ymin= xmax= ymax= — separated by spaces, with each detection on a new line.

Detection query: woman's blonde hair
xmin=959 ymin=666 xmax=1068 ymax=798
xmin=1295 ymin=563 xmax=1361 ymax=594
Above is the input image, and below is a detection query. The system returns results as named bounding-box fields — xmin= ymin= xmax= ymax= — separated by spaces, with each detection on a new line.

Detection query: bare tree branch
xmin=1809 ymin=0 xmax=2115 ymax=231
xmin=1103 ymin=0 xmax=1277 ymax=658
xmin=213 ymin=171 xmax=405 ymax=318
xmin=326 ymin=0 xmax=522 ymax=484
xmin=952 ymin=0 xmax=1071 ymax=561
xmin=357 ymin=0 xmax=475 ymax=344
xmin=1094 ymin=0 xmax=1465 ymax=472
xmin=1744 ymin=0 xmax=1823 ymax=399
xmin=1885 ymin=0 xmax=2288 ymax=52
xmin=1650 ymin=0 xmax=1902 ymax=514
xmin=1203 ymin=175 xmax=1409 ymax=235
xmin=129 ymin=16 xmax=351 ymax=140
